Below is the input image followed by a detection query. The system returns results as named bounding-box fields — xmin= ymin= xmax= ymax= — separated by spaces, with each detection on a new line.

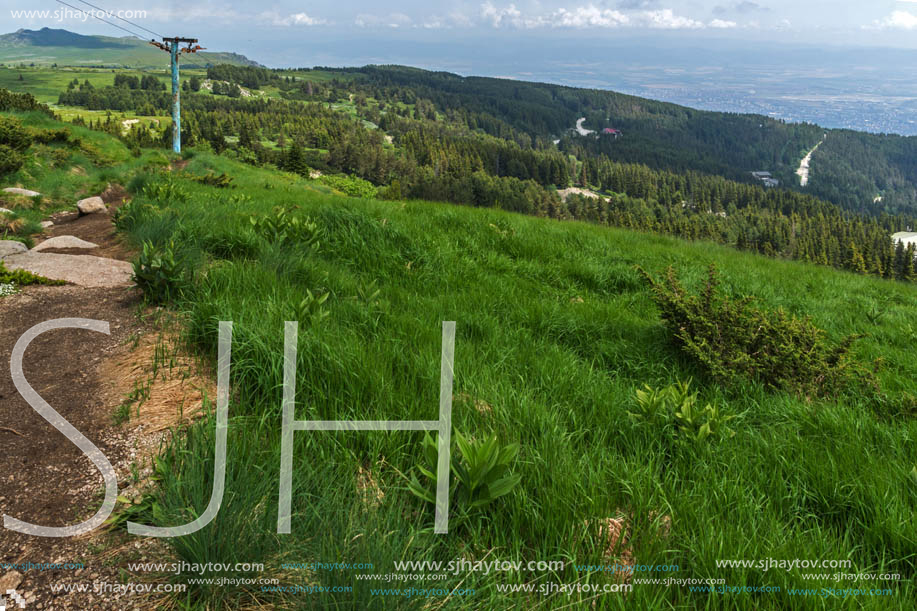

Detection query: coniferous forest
xmin=53 ymin=66 xmax=917 ymax=282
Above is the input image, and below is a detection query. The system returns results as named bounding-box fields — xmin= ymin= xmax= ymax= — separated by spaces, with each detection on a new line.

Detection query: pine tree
xmin=849 ymin=242 xmax=867 ymax=274
xmin=284 ymin=141 xmax=308 ymax=176
xmin=893 ymin=240 xmax=906 ymax=279
xmin=238 ymin=121 xmax=256 ymax=150
xmin=904 ymin=244 xmax=916 ymax=282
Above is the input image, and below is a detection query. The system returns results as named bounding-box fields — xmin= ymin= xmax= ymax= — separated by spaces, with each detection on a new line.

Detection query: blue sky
xmin=5 ymin=1 xmax=917 ymax=42
xmin=4 ymin=1 xmax=917 ymax=66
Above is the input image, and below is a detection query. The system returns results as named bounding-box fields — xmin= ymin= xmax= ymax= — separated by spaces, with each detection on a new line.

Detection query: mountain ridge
xmin=0 ymin=27 xmax=261 ymax=68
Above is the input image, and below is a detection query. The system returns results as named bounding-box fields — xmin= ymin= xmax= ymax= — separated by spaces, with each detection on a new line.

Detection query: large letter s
xmin=5 ymin=318 xmax=117 ymax=537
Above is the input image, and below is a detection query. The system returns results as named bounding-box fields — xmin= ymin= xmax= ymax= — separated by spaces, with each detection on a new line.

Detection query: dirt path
xmin=796 ymin=134 xmax=826 ymax=187
xmin=0 ymin=193 xmax=180 ymax=609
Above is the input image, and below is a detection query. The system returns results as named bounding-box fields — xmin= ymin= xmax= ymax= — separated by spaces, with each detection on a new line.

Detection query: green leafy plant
xmin=192 ymin=171 xmax=235 ymax=188
xmin=290 ymin=289 xmax=330 ymax=326
xmin=104 ymin=456 xmax=169 ymax=530
xmin=249 ymin=207 xmax=321 ymax=249
xmin=629 ymin=379 xmax=735 ymax=445
xmin=141 ymin=177 xmax=189 ymax=204
xmin=406 ymin=431 xmax=521 ymax=520
xmin=639 ymin=264 xmax=877 ymax=398
xmin=630 ymin=383 xmax=672 ymax=429
xmin=356 ymin=279 xmax=381 ymax=305
xmin=132 ymin=240 xmax=188 ymax=304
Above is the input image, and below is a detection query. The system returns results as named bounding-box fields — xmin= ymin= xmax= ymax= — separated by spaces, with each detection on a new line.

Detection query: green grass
xmin=110 ymin=148 xmax=917 ymax=610
xmin=6 ymin=112 xmax=917 ymax=609
xmin=0 ymin=110 xmax=166 ymax=240
xmin=0 ymin=65 xmax=170 ymax=104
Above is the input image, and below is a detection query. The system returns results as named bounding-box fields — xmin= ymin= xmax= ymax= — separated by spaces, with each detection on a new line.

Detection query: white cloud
xmin=550 ymin=6 xmax=630 ymax=28
xmin=641 ymin=9 xmax=704 ymax=29
xmin=479 ymin=3 xmax=704 ymax=29
xmin=422 ymin=11 xmax=475 ymax=28
xmin=355 ymin=12 xmax=413 ymax=28
xmin=267 ymin=12 xmax=327 ymax=26
xmin=871 ymin=10 xmax=917 ymax=30
xmin=481 ymin=3 xmax=533 ymax=28
xmin=709 ymin=18 xmax=737 ymax=28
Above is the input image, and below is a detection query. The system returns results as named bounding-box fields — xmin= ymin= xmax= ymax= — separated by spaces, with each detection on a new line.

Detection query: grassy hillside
xmin=4 ymin=112 xmax=917 ymax=609
xmin=0 ymin=28 xmax=260 ymax=68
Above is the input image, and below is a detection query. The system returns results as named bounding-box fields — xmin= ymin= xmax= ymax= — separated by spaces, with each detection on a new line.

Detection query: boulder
xmin=77 ymin=196 xmax=107 ymax=215
xmin=2 ymin=252 xmax=133 ymax=287
xmin=41 ymin=220 xmax=54 ymax=228
xmin=0 ymin=570 xmax=22 ymax=591
xmin=33 ymin=236 xmax=99 ymax=252
xmin=0 ymin=240 xmax=28 ymax=258
xmin=2 ymin=187 xmax=40 ymax=197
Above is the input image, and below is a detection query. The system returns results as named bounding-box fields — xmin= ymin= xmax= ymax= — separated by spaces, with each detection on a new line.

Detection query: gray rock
xmin=2 ymin=252 xmax=133 ymax=287
xmin=40 ymin=220 xmax=54 ymax=228
xmin=33 ymin=236 xmax=99 ymax=251
xmin=77 ymin=196 xmax=107 ymax=215
xmin=0 ymin=240 xmax=28 ymax=258
xmin=0 ymin=207 xmax=13 ymax=215
xmin=2 ymin=187 xmax=40 ymax=197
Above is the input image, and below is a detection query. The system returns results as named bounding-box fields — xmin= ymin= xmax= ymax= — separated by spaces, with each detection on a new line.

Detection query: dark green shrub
xmin=132 ymin=240 xmax=188 ymax=303
xmin=0 ymin=145 xmax=24 ymax=175
xmin=0 ymin=116 xmax=32 ymax=175
xmin=377 ymin=179 xmax=402 ymax=201
xmin=0 ymin=89 xmax=54 ymax=115
xmin=318 ymin=173 xmax=377 ymax=198
xmin=28 ymin=127 xmax=72 ymax=145
xmin=0 ymin=116 xmax=32 ymax=152
xmin=639 ymin=264 xmax=878 ymax=398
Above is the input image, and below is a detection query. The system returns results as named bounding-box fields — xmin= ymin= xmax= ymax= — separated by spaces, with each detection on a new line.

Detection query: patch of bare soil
xmin=38 ymin=185 xmax=132 ymax=260
xmin=0 ymin=192 xmax=202 ymax=610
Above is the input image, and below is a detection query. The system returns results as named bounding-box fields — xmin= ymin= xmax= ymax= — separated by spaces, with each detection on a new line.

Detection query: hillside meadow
xmin=2 ymin=111 xmax=916 ymax=609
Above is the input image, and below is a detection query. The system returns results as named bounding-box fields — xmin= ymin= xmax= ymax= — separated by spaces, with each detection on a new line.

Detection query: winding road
xmin=575 ymin=117 xmax=595 ymax=136
xmin=797 ymin=135 xmax=826 ymax=187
